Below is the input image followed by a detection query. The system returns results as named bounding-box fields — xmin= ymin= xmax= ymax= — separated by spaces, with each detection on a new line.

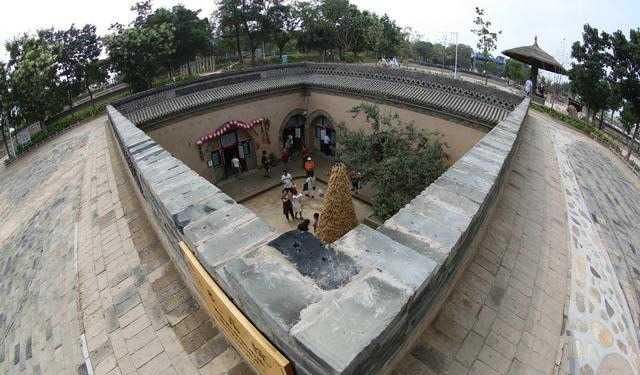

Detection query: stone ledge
xmin=106 ymin=94 xmax=529 ymax=375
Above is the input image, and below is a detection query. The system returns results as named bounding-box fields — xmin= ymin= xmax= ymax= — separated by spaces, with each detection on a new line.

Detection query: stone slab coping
xmin=106 ymin=96 xmax=530 ymax=375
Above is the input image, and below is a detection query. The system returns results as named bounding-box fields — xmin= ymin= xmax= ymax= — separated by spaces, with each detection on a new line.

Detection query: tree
xmin=239 ymin=0 xmax=266 ymax=65
xmin=45 ymin=25 xmax=104 ymax=109
xmin=215 ymin=0 xmax=245 ymax=64
xmin=609 ymin=28 xmax=640 ymax=159
xmin=0 ymin=62 xmax=12 ymax=156
xmin=336 ymin=103 xmax=448 ymax=219
xmin=470 ymin=7 xmax=501 ymax=81
xmin=569 ymin=24 xmax=613 ymax=126
xmin=316 ymin=163 xmax=359 ymax=243
xmin=413 ymin=40 xmax=433 ymax=64
xmin=147 ymin=5 xmax=212 ymax=74
xmin=5 ymin=36 xmax=64 ymax=127
xmin=105 ymin=23 xmax=175 ymax=92
xmin=264 ymin=3 xmax=298 ymax=58
xmin=375 ymin=15 xmax=405 ymax=58
xmin=504 ymin=58 xmax=529 ymax=83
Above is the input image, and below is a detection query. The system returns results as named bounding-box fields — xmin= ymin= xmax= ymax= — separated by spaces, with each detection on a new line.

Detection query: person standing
xmin=282 ymin=191 xmax=294 ymax=221
xmin=524 ymin=78 xmax=533 ymax=96
xmin=304 ymin=157 xmax=316 ymax=177
xmin=303 ymin=175 xmax=315 ymax=198
xmin=281 ymin=169 xmax=293 ymax=192
xmin=231 ymin=155 xmax=241 ymax=177
xmin=292 ymin=191 xmax=304 ymax=219
xmin=322 ymin=133 xmax=331 ymax=156
xmin=261 ymin=150 xmax=271 ymax=177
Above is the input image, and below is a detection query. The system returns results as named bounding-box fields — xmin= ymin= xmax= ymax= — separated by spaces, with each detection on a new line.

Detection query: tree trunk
xmin=86 ymin=82 xmax=95 ymax=112
xmin=627 ymin=124 xmax=639 ymax=161
xmin=598 ymin=109 xmax=604 ymax=130
xmin=0 ymin=122 xmax=10 ymax=159
xmin=234 ymin=25 xmax=244 ymax=65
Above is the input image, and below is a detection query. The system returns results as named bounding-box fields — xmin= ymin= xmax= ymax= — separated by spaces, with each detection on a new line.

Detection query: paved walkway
xmin=0 ymin=117 xmax=251 ymax=375
xmin=395 ymin=110 xmax=571 ymax=375
xmin=2 ymin=109 xmax=640 ymax=375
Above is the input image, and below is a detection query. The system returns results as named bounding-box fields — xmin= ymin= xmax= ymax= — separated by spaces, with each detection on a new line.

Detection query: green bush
xmin=14 ymin=101 xmax=109 ymax=156
xmin=531 ymin=103 xmax=621 ymax=154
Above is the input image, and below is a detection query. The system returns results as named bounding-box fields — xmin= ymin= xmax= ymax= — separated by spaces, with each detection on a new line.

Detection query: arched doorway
xmin=311 ymin=114 xmax=335 ymax=156
xmin=282 ymin=113 xmax=306 ymax=153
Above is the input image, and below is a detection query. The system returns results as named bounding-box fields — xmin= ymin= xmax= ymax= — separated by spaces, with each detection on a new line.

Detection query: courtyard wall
xmin=146 ymin=90 xmax=486 ymax=182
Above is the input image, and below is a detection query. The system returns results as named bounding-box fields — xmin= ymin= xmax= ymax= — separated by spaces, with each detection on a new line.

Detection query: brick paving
xmin=0 ymin=117 xmax=252 ymax=375
xmin=394 ymin=112 xmax=572 ymax=375
xmin=2 ymin=109 xmax=640 ymax=375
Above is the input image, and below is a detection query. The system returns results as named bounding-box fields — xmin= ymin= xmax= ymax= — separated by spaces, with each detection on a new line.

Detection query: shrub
xmin=336 ymin=103 xmax=449 ymax=220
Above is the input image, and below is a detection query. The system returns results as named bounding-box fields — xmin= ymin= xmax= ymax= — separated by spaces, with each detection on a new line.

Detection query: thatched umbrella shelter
xmin=316 ymin=163 xmax=358 ymax=244
xmin=503 ymin=36 xmax=566 ymax=91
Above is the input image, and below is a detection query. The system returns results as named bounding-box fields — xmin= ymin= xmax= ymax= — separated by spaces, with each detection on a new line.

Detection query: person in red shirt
xmin=304 ymin=157 xmax=316 ymax=177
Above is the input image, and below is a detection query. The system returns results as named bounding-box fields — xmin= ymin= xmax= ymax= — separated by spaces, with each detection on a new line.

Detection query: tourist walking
xmin=282 ymin=191 xmax=294 ymax=221
xmin=231 ymin=155 xmax=241 ymax=177
xmin=303 ymin=175 xmax=316 ymax=198
xmin=281 ymin=148 xmax=289 ymax=168
xmin=524 ymin=78 xmax=533 ymax=96
xmin=281 ymin=169 xmax=293 ymax=192
xmin=304 ymin=157 xmax=316 ymax=177
xmin=261 ymin=150 xmax=271 ymax=177
xmin=292 ymin=192 xmax=304 ymax=219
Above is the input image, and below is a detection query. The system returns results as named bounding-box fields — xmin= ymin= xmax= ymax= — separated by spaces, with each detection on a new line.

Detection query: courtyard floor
xmin=1 ymin=109 xmax=639 ymax=375
xmin=241 ymin=178 xmax=374 ymax=234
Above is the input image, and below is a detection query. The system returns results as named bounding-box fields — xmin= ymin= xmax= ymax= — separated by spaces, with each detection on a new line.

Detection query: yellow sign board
xmin=179 ymin=242 xmax=294 ymax=375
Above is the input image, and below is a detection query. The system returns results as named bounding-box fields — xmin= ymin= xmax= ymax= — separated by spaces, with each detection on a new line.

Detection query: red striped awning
xmin=196 ymin=118 xmax=267 ymax=146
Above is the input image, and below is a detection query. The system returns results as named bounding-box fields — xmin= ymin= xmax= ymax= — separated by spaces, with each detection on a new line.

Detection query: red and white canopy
xmin=196 ymin=118 xmax=267 ymax=146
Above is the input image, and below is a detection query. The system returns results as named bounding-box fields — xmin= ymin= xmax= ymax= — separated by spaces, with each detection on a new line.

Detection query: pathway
xmin=0 ymin=117 xmax=251 ymax=375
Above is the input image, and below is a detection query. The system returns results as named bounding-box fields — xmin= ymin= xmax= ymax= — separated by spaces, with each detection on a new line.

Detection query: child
xmin=303 ymin=176 xmax=315 ymax=198
xmin=313 ymin=212 xmax=320 ymax=233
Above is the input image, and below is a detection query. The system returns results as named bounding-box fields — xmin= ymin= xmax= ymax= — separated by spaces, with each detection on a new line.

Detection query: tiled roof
xmin=115 ymin=63 xmax=522 ymax=128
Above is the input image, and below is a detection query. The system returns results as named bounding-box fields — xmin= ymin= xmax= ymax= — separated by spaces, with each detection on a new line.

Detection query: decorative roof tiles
xmin=114 ymin=63 xmax=522 ymax=128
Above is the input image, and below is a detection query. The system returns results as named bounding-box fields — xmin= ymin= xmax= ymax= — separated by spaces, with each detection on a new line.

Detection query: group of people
xmin=280 ymin=156 xmax=321 ymax=233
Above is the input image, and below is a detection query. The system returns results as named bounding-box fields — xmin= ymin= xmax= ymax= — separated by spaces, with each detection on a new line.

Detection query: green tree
xmin=569 ymin=24 xmax=613 ymax=127
xmin=105 ymin=23 xmax=175 ymax=92
xmin=5 ymin=36 xmax=64 ymax=127
xmin=215 ymin=0 xmax=245 ymax=64
xmin=609 ymin=28 xmax=640 ymax=159
xmin=504 ymin=58 xmax=530 ymax=83
xmin=0 ymin=62 xmax=12 ymax=156
xmin=375 ymin=15 xmax=405 ymax=58
xmin=470 ymin=7 xmax=501 ymax=82
xmin=50 ymin=25 xmax=104 ymax=109
xmin=413 ymin=40 xmax=433 ymax=64
xmin=147 ymin=5 xmax=212 ymax=73
xmin=264 ymin=3 xmax=298 ymax=59
xmin=336 ymin=103 xmax=448 ymax=219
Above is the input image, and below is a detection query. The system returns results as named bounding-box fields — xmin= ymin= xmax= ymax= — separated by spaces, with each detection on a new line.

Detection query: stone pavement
xmin=551 ymin=119 xmax=640 ymax=374
xmin=394 ymin=111 xmax=572 ymax=375
xmin=0 ymin=116 xmax=252 ymax=375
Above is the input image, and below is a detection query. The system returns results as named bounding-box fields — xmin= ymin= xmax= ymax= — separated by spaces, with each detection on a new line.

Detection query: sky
xmin=1 ymin=0 xmax=638 ymax=68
